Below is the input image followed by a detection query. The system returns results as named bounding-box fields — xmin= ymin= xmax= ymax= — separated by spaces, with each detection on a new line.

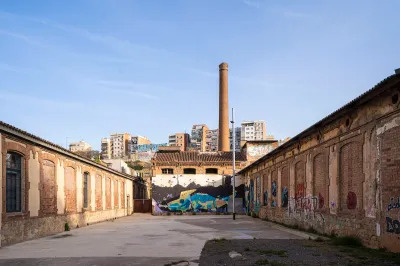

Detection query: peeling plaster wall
xmin=28 ymin=150 xmax=40 ymax=217
xmin=241 ymin=80 xmax=400 ymax=252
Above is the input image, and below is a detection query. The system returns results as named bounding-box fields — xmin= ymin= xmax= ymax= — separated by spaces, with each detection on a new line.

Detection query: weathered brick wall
xmin=64 ymin=166 xmax=76 ymax=213
xmin=106 ymin=177 xmax=111 ymax=209
xmin=242 ymin=75 xmax=400 ymax=252
xmin=95 ymin=175 xmax=102 ymax=210
xmin=0 ymin=131 xmax=135 ymax=246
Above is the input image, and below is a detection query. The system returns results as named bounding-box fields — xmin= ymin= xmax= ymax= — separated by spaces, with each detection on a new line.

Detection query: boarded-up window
xmin=281 ymin=166 xmax=289 ymax=208
xmin=121 ymin=182 xmax=125 ymax=208
xmin=83 ymin=172 xmax=89 ymax=209
xmin=106 ymin=177 xmax=111 ymax=209
xmin=263 ymin=173 xmax=269 ymax=206
xmin=42 ymin=160 xmax=56 ymax=214
xmin=64 ymin=166 xmax=76 ymax=213
xmin=95 ymin=175 xmax=102 ymax=210
xmin=295 ymin=161 xmax=306 ymax=199
xmin=340 ymin=142 xmax=363 ymax=212
xmin=380 ymin=126 xmax=400 ymax=239
xmin=313 ymin=153 xmax=328 ymax=210
xmin=114 ymin=180 xmax=118 ymax=208
xmin=271 ymin=170 xmax=278 ymax=207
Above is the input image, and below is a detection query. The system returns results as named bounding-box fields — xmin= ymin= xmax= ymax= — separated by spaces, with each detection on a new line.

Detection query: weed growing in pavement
xmin=254 ymin=259 xmax=269 ymax=265
xmin=258 ymin=249 xmax=287 ymax=257
xmin=211 ymin=237 xmax=226 ymax=242
xmin=64 ymin=223 xmax=70 ymax=231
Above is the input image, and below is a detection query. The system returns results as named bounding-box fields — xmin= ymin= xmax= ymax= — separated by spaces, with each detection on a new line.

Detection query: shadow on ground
xmin=199 ymin=238 xmax=400 ymax=266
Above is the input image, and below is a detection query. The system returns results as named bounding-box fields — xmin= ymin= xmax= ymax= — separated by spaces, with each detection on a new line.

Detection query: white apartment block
xmin=241 ymin=120 xmax=267 ymax=141
xmin=69 ymin=141 xmax=92 ymax=152
xmin=110 ymin=133 xmax=130 ymax=158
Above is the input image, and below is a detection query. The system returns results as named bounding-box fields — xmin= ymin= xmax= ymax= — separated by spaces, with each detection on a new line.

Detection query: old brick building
xmin=0 ymin=122 xmax=137 ymax=246
xmin=238 ymin=71 xmax=400 ymax=252
xmin=151 ymin=150 xmax=246 ymax=213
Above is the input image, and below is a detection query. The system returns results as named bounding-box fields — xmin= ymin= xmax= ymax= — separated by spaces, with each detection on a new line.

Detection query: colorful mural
xmin=152 ymin=181 xmax=245 ymax=213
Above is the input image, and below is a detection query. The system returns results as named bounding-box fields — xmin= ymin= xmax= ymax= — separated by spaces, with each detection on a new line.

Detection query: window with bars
xmin=83 ymin=172 xmax=89 ymax=208
xmin=6 ymin=152 xmax=23 ymax=213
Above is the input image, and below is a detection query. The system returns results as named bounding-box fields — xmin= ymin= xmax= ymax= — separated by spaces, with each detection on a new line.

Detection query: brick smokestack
xmin=218 ymin=62 xmax=230 ymax=152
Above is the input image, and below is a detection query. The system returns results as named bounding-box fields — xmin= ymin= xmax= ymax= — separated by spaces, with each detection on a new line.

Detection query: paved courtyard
xmin=0 ymin=214 xmax=306 ymax=265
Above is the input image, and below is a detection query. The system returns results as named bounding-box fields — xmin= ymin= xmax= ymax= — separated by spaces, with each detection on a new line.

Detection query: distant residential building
xmin=190 ymin=124 xmax=208 ymax=152
xmin=101 ymin=138 xmax=111 ymax=159
xmin=241 ymin=120 xmax=267 ymax=142
xmin=103 ymin=159 xmax=132 ymax=175
xmin=206 ymin=129 xmax=218 ymax=152
xmin=69 ymin=141 xmax=91 ymax=152
xmin=168 ymin=133 xmax=190 ymax=151
xmin=230 ymin=127 xmax=241 ymax=151
xmin=110 ymin=133 xmax=131 ymax=158
xmin=128 ymin=136 xmax=151 ymax=154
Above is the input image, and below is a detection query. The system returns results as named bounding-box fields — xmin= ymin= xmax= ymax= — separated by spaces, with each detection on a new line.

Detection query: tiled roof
xmin=153 ymin=151 xmax=246 ymax=163
xmin=238 ymin=72 xmax=400 ymax=175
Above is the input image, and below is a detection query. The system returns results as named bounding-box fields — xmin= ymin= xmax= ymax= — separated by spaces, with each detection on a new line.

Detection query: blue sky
xmin=0 ymin=0 xmax=399 ymax=150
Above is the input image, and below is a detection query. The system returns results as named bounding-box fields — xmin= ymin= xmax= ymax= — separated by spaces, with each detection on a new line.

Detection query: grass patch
xmin=258 ymin=249 xmax=287 ymax=257
xmin=211 ymin=237 xmax=226 ymax=243
xmin=254 ymin=259 xmax=269 ymax=265
xmin=269 ymin=261 xmax=285 ymax=266
xmin=331 ymin=236 xmax=363 ymax=247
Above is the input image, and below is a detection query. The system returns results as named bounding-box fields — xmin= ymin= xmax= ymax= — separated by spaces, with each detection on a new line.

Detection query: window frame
xmin=161 ymin=168 xmax=174 ymax=174
xmin=183 ymin=168 xmax=196 ymax=175
xmin=83 ymin=172 xmax=89 ymax=209
xmin=5 ymin=151 xmax=24 ymax=213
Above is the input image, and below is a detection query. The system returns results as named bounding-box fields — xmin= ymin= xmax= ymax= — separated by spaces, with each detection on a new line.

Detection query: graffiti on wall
xmin=387 ymin=197 xmax=400 ymax=212
xmin=282 ymin=187 xmax=288 ymax=207
xmin=385 ymin=196 xmax=400 ymax=234
xmin=386 ymin=217 xmax=400 ymax=234
xmin=152 ymin=180 xmax=245 ymax=213
xmin=271 ymin=180 xmax=277 ymax=207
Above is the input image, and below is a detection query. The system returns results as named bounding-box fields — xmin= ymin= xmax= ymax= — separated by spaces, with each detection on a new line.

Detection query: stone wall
xmin=0 ymin=131 xmax=134 ymax=246
xmin=240 ymin=74 xmax=400 ymax=252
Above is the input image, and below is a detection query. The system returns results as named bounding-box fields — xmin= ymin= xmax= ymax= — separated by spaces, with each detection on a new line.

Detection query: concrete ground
xmin=0 ymin=214 xmax=306 ymax=266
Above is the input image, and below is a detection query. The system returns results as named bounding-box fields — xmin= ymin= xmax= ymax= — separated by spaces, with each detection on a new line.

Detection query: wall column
xmin=329 ymin=145 xmax=339 ymax=214
xmin=91 ymin=173 xmax=96 ymax=211
xmin=56 ymin=159 xmax=65 ymax=215
xmin=28 ymin=150 xmax=40 ymax=217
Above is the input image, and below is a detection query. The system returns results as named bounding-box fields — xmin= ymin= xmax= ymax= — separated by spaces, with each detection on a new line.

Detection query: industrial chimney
xmin=218 ymin=62 xmax=230 ymax=152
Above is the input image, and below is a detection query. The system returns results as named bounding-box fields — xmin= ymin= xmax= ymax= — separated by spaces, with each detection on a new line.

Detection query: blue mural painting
xmin=264 ymin=191 xmax=268 ymax=205
xmin=152 ymin=181 xmax=245 ymax=213
xmin=271 ymin=180 xmax=277 ymax=207
xmin=282 ymin=187 xmax=288 ymax=207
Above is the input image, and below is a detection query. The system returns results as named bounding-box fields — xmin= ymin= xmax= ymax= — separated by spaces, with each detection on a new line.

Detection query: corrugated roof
xmin=238 ymin=72 xmax=400 ymax=175
xmin=153 ymin=151 xmax=246 ymax=163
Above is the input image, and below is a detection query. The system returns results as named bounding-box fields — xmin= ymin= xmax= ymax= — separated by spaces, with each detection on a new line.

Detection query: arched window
xmin=6 ymin=152 xmax=23 ymax=212
xmin=206 ymin=168 xmax=218 ymax=174
xmin=183 ymin=168 xmax=196 ymax=174
xmin=83 ymin=172 xmax=89 ymax=208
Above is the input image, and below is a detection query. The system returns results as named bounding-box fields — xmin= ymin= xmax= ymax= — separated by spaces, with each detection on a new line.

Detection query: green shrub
xmin=64 ymin=223 xmax=70 ymax=231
